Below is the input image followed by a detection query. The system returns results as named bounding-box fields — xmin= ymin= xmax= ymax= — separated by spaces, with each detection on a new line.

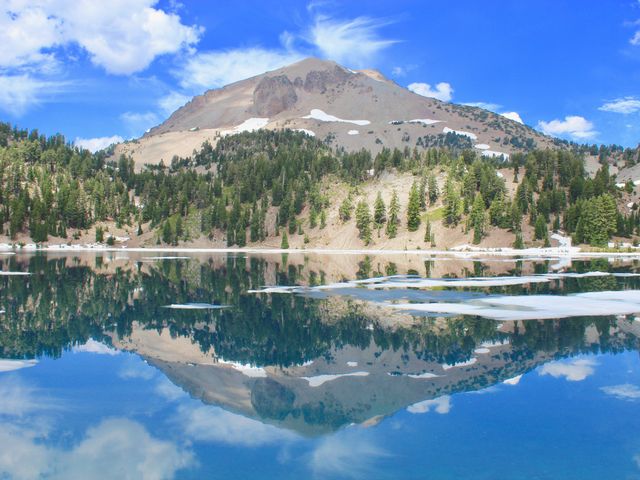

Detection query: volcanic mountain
xmin=115 ymin=57 xmax=557 ymax=166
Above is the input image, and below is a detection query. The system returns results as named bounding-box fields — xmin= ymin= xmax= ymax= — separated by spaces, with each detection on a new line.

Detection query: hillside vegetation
xmin=1 ymin=122 xmax=639 ymax=250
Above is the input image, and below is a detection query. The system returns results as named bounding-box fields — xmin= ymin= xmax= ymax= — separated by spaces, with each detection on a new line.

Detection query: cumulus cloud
xmin=537 ymin=115 xmax=597 ymax=140
xmin=176 ymin=48 xmax=303 ymax=91
xmin=599 ymin=97 xmax=640 ymax=114
xmin=406 ymin=396 xmax=451 ymax=414
xmin=74 ymin=137 xmax=124 ymax=153
xmin=158 ymin=91 xmax=191 ymax=116
xmin=306 ymin=15 xmax=397 ymax=68
xmin=632 ymin=30 xmax=640 ymax=46
xmin=0 ymin=1 xmax=202 ymax=75
xmin=538 ymin=358 xmax=597 ymax=381
xmin=600 ymin=383 xmax=640 ymax=401
xmin=408 ymin=82 xmax=453 ymax=102
xmin=120 ymin=111 xmax=161 ymax=137
xmin=463 ymin=101 xmax=501 ymax=111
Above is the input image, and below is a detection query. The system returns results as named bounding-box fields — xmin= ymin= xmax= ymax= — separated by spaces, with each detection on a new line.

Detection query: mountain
xmin=115 ymin=58 xmax=557 ymax=166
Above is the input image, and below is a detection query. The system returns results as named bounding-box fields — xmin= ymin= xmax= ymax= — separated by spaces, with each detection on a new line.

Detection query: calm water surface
xmin=1 ymin=252 xmax=639 ymax=479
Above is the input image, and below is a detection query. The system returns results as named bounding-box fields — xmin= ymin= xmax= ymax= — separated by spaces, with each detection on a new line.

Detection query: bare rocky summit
xmin=117 ymin=57 xmax=557 ymax=166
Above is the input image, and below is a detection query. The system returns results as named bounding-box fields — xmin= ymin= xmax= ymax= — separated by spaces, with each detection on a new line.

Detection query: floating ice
xmin=163 ymin=303 xmax=228 ymax=310
xmin=302 ymin=372 xmax=370 ymax=387
xmin=392 ymin=290 xmax=640 ymax=321
xmin=302 ymin=109 xmax=371 ymax=126
xmin=443 ymin=127 xmax=478 ymax=140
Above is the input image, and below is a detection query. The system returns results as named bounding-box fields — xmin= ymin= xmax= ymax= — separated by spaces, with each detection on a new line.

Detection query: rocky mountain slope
xmin=115 ymin=58 xmax=558 ymax=167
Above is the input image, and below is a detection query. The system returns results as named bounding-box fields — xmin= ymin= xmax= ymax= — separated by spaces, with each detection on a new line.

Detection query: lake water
xmin=1 ymin=251 xmax=639 ymax=479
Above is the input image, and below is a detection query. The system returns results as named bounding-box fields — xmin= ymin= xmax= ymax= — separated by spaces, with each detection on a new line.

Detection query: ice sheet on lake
xmin=392 ymin=290 xmax=640 ymax=321
xmin=163 ymin=303 xmax=228 ymax=310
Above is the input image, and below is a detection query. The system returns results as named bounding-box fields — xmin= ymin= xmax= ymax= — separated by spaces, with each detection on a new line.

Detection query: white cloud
xmin=501 ymin=111 xmax=524 ymax=124
xmin=463 ymin=101 xmax=501 ymax=111
xmin=406 ymin=396 xmax=451 ymax=414
xmin=310 ymin=432 xmax=390 ymax=479
xmin=631 ymin=30 xmax=640 ymax=46
xmin=0 ymin=74 xmax=68 ymax=115
xmin=121 ymin=111 xmax=160 ymax=137
xmin=537 ymin=115 xmax=597 ymax=140
xmin=600 ymin=383 xmax=640 ymax=401
xmin=408 ymin=82 xmax=453 ymax=102
xmin=538 ymin=358 xmax=597 ymax=382
xmin=74 ymin=136 xmax=124 ymax=153
xmin=177 ymin=48 xmax=303 ymax=91
xmin=0 ymin=1 xmax=203 ymax=75
xmin=175 ymin=404 xmax=295 ymax=446
xmin=158 ymin=91 xmax=191 ymax=116
xmin=599 ymin=97 xmax=640 ymax=114
xmin=306 ymin=15 xmax=397 ymax=67
xmin=0 ymin=378 xmax=52 ymax=417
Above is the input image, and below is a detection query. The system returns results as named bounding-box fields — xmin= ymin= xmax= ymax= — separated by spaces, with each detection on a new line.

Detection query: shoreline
xmin=2 ymin=242 xmax=640 ymax=259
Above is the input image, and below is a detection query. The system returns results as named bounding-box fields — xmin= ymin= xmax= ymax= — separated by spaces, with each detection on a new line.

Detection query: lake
xmin=0 ymin=251 xmax=639 ymax=479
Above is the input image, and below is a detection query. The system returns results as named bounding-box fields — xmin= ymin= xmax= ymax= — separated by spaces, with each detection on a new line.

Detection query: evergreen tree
xmin=386 ymin=190 xmax=400 ymax=238
xmin=373 ymin=192 xmax=386 ymax=228
xmin=407 ymin=182 xmax=421 ymax=231
xmin=443 ymin=176 xmax=461 ymax=226
xmin=534 ymin=215 xmax=547 ymax=241
xmin=427 ymin=174 xmax=439 ymax=205
xmin=469 ymin=193 xmax=487 ymax=244
xmin=281 ymin=230 xmax=289 ymax=249
xmin=355 ymin=199 xmax=372 ymax=245
xmin=339 ymin=196 xmax=353 ymax=222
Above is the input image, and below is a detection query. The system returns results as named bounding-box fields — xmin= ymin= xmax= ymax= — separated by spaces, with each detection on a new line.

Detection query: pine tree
xmin=443 ymin=176 xmax=461 ymax=226
xmin=424 ymin=219 xmax=432 ymax=244
xmin=320 ymin=210 xmax=327 ymax=229
xmin=373 ymin=192 xmax=386 ymax=228
xmin=355 ymin=199 xmax=372 ymax=245
xmin=469 ymin=193 xmax=487 ymax=244
xmin=427 ymin=174 xmax=439 ymax=205
xmin=513 ymin=231 xmax=524 ymax=249
xmin=386 ymin=190 xmax=400 ymax=238
xmin=339 ymin=196 xmax=353 ymax=222
xmin=281 ymin=230 xmax=289 ymax=249
xmin=534 ymin=215 xmax=547 ymax=240
xmin=407 ymin=182 xmax=421 ymax=232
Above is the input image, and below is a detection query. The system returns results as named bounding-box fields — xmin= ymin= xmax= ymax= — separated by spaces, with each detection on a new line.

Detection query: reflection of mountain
xmin=112 ymin=315 xmax=640 ymax=435
xmin=1 ymin=253 xmax=640 ymax=435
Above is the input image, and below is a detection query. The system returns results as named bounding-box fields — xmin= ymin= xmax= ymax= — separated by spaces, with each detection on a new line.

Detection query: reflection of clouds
xmin=407 ymin=396 xmax=451 ymax=414
xmin=0 ymin=377 xmax=52 ymax=417
xmin=118 ymin=357 xmax=156 ymax=381
xmin=538 ymin=358 xmax=597 ymax=382
xmin=0 ymin=376 xmax=192 ymax=479
xmin=73 ymin=339 xmax=119 ymax=356
xmin=310 ymin=430 xmax=390 ymax=479
xmin=600 ymin=384 xmax=640 ymax=401
xmin=175 ymin=404 xmax=297 ymax=447
xmin=154 ymin=377 xmax=186 ymax=402
xmin=0 ymin=419 xmax=193 ymax=480
xmin=0 ymin=359 xmax=38 ymax=372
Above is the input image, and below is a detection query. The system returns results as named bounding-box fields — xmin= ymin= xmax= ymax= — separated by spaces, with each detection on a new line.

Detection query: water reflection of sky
xmin=1 ymin=348 xmax=638 ymax=479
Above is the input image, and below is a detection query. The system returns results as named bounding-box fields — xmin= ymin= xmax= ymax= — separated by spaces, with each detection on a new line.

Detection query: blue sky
xmin=1 ymin=0 xmax=640 ymax=150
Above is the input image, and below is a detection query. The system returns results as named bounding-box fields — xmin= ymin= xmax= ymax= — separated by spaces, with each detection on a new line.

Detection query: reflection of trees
xmin=0 ymin=255 xmax=638 ymax=365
